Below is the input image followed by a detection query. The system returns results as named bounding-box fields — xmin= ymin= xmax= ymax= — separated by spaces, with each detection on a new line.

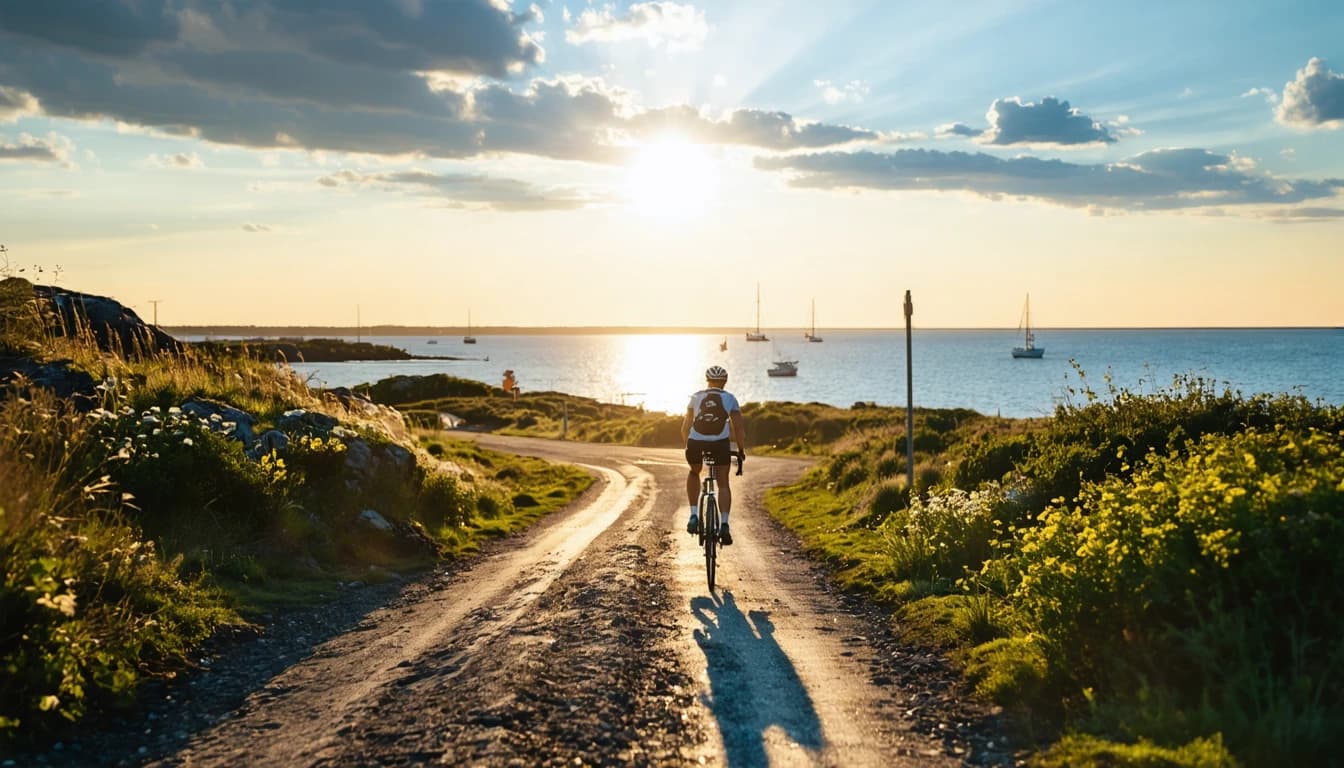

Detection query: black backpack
xmin=692 ymin=391 xmax=728 ymax=436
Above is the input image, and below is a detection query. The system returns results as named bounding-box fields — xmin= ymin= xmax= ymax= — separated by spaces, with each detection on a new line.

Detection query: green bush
xmin=880 ymin=484 xmax=1006 ymax=584
xmin=416 ymin=471 xmax=473 ymax=530
xmin=998 ymin=426 xmax=1344 ymax=762
xmin=1031 ymin=733 xmax=1238 ymax=768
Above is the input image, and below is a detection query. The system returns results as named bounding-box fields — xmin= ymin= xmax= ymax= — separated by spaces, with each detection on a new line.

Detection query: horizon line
xmin=164 ymin=324 xmax=1344 ymax=334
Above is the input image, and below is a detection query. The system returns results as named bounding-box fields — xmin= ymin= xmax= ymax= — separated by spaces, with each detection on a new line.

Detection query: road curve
xmin=145 ymin=435 xmax=997 ymax=767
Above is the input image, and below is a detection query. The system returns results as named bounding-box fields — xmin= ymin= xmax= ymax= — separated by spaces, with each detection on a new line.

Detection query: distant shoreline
xmin=165 ymin=325 xmax=1342 ymax=336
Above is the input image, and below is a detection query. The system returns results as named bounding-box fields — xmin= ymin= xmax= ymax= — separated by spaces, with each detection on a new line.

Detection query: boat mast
xmin=756 ymin=283 xmax=761 ymax=334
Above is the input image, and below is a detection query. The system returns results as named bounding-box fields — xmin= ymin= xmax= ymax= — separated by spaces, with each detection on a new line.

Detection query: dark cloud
xmin=983 ymin=97 xmax=1115 ymax=146
xmin=1277 ymin=58 xmax=1344 ymax=129
xmin=241 ymin=222 xmax=272 ymax=232
xmin=0 ymin=12 xmax=874 ymax=162
xmin=317 ymin=168 xmax=600 ymax=211
xmin=936 ymin=122 xmax=983 ymax=138
xmin=0 ymin=0 xmax=180 ymax=56
xmin=754 ymin=147 xmax=1344 ymax=214
xmin=259 ymin=0 xmax=543 ymax=78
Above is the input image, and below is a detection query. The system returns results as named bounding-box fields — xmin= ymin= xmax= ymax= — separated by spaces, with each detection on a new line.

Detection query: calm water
xmin=203 ymin=329 xmax=1342 ymax=419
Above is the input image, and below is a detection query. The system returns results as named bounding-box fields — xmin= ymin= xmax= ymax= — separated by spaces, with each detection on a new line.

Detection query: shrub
xmin=1030 ymin=733 xmax=1238 ymax=768
xmin=416 ymin=471 xmax=473 ymax=530
xmin=879 ymin=484 xmax=1005 ymax=584
xmin=998 ymin=426 xmax=1344 ymax=762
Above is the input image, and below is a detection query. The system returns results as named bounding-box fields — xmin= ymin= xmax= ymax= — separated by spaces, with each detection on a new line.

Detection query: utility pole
xmin=148 ymin=299 xmax=161 ymax=327
xmin=356 ymin=304 xmax=361 ymax=344
xmin=904 ymin=290 xmax=915 ymax=493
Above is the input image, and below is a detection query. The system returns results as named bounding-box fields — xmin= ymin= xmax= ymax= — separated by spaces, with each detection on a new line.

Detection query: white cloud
xmin=814 ymin=79 xmax=869 ymax=105
xmin=0 ymin=131 xmax=73 ymax=164
xmin=712 ymin=73 xmax=726 ymax=88
xmin=566 ymin=2 xmax=708 ymax=51
xmin=1277 ymin=57 xmax=1344 ymax=130
xmin=316 ymin=168 xmax=603 ymax=211
xmin=241 ymin=222 xmax=272 ymax=232
xmin=148 ymin=151 xmax=205 ymax=168
xmin=1241 ymin=87 xmax=1280 ymax=106
xmin=0 ymin=86 xmax=39 ymax=123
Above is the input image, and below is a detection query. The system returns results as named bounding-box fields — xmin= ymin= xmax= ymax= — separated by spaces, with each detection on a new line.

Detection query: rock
xmin=256 ymin=429 xmax=288 ymax=456
xmin=31 ymin=284 xmax=180 ymax=356
xmin=277 ymin=408 xmax=339 ymax=434
xmin=0 ymin=356 xmax=97 ymax=407
xmin=182 ymin=398 xmax=258 ymax=447
xmin=343 ymin=438 xmax=375 ymax=479
xmin=358 ymin=509 xmax=394 ymax=532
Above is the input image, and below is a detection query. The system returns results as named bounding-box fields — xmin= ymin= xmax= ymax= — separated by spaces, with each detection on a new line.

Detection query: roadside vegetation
xmin=359 ymin=372 xmax=1002 ymax=455
xmin=0 ymin=275 xmax=590 ymax=742
xmin=764 ymin=372 xmax=1343 ymax=767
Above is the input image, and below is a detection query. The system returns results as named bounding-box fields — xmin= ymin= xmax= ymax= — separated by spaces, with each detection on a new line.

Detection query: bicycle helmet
xmin=705 ymin=365 xmax=728 ymax=380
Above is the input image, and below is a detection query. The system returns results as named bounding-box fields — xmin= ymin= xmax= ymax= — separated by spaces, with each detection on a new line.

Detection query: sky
xmin=1 ymin=0 xmax=1342 ymax=328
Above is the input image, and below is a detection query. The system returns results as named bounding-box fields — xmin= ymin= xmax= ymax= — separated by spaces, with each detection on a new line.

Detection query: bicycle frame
xmin=696 ymin=451 xmax=736 ymax=592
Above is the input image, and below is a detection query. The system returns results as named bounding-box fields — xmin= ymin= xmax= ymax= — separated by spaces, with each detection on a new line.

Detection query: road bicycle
xmin=694 ymin=449 xmax=742 ymax=592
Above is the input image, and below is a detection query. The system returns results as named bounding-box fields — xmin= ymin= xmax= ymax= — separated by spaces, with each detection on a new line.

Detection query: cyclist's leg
xmin=714 ymin=463 xmax=732 ymax=521
xmin=684 ymin=441 xmax=702 ymax=533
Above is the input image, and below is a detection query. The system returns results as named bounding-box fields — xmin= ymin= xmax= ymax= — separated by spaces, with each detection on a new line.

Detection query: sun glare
xmin=625 ymin=137 xmax=718 ymax=218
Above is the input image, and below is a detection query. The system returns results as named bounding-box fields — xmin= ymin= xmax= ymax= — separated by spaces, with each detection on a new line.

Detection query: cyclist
xmin=682 ymin=365 xmax=746 ymax=545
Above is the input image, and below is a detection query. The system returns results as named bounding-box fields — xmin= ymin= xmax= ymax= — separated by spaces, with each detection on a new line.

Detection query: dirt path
xmin=35 ymin=436 xmax=1012 ymax=767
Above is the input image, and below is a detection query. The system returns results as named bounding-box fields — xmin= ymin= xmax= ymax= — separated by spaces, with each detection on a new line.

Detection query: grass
xmin=414 ymin=431 xmax=594 ymax=558
xmin=1 ymin=278 xmax=597 ymax=741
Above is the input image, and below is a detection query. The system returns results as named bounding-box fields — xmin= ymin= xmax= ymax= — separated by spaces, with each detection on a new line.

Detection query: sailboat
xmin=805 ymin=299 xmax=823 ymax=342
xmin=463 ymin=310 xmax=477 ymax=344
xmin=719 ymin=337 xmax=728 ymax=352
xmin=1011 ymin=294 xmax=1044 ymax=358
xmin=745 ymin=284 xmax=768 ymax=342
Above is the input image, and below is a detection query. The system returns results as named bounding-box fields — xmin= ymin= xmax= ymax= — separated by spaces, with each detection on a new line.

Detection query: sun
xmin=625 ymin=137 xmax=719 ymax=218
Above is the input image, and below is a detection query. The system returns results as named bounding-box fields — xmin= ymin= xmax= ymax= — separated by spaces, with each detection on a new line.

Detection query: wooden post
xmin=904 ymin=290 xmax=915 ymax=492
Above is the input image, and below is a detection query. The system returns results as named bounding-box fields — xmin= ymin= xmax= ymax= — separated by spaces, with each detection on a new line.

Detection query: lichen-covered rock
xmin=31 ymin=284 xmax=180 ymax=356
xmin=182 ymin=397 xmax=258 ymax=447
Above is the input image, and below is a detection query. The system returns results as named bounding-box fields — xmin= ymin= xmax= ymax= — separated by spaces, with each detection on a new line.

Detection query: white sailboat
xmin=1011 ymin=294 xmax=1044 ymax=359
xmin=463 ymin=309 xmax=477 ymax=344
xmin=746 ymin=283 xmax=768 ymax=342
xmin=805 ymin=299 xmax=823 ymax=342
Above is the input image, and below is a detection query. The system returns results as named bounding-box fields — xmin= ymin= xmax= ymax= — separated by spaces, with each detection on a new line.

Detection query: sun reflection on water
xmin=612 ymin=334 xmax=702 ymax=415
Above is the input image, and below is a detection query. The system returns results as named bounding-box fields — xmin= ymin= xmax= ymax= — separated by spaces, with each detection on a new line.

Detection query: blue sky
xmin=1 ymin=1 xmax=1341 ymax=327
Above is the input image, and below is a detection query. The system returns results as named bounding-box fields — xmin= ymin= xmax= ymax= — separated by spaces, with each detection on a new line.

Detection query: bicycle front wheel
xmin=703 ymin=496 xmax=718 ymax=592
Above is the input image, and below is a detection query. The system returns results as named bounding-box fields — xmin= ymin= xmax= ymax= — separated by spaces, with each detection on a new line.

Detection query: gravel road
xmin=17 ymin=436 xmax=1014 ymax=767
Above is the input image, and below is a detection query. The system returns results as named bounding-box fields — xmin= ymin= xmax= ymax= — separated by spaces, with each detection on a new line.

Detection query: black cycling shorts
xmin=686 ymin=438 xmax=731 ymax=468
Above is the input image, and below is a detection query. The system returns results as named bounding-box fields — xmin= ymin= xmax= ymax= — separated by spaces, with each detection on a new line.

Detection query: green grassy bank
xmin=1 ymin=278 xmax=591 ymax=742
xmin=764 ymin=376 xmax=1343 ymax=767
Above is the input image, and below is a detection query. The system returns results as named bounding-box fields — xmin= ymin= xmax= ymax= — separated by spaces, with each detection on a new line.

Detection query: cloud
xmin=754 ymin=147 xmax=1344 ymax=215
xmin=149 ymin=151 xmax=204 ymax=168
xmin=241 ymin=223 xmax=272 ymax=232
xmin=815 ymin=79 xmax=869 ymax=105
xmin=1277 ymin=58 xmax=1344 ymax=129
xmin=317 ymin=168 xmax=601 ymax=211
xmin=0 ymin=84 xmax=37 ymax=122
xmin=1260 ymin=206 xmax=1344 ymax=221
xmin=629 ymin=105 xmax=881 ymax=150
xmin=0 ymin=131 xmax=71 ymax=163
xmin=0 ymin=17 xmax=874 ymax=162
xmin=1241 ymin=87 xmax=1280 ymax=105
xmin=566 ymin=2 xmax=707 ymax=50
xmin=982 ymin=97 xmax=1116 ymax=146
xmin=937 ymin=122 xmax=984 ymax=138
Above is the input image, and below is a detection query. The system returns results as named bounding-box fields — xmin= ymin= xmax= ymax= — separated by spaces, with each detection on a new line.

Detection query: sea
xmin=190 ymin=329 xmax=1343 ymax=419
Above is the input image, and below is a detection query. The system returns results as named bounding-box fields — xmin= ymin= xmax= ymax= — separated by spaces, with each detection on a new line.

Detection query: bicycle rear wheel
xmin=703 ymin=496 xmax=718 ymax=591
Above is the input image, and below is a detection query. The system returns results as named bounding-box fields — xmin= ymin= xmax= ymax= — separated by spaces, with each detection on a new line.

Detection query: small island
xmin=191 ymin=337 xmax=476 ymax=363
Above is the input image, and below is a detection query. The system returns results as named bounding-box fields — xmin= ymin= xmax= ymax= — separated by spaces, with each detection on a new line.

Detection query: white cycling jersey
xmin=687 ymin=387 xmax=741 ymax=441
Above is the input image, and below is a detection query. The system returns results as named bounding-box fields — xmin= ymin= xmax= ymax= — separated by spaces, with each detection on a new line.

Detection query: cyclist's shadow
xmin=691 ymin=591 xmax=823 ymax=767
